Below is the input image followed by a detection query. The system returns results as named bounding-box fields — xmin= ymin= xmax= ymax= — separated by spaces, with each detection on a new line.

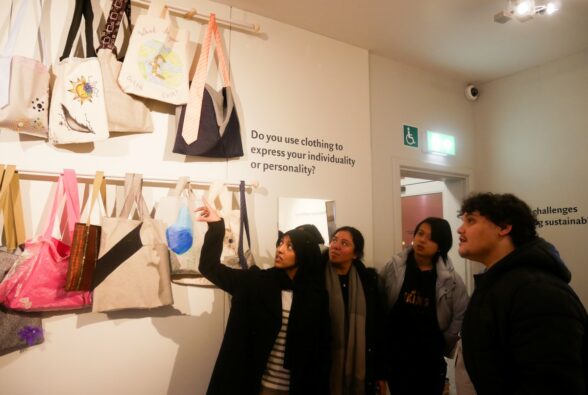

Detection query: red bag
xmin=0 ymin=170 xmax=92 ymax=311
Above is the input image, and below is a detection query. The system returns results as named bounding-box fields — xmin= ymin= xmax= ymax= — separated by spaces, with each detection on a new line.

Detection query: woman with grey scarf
xmin=325 ymin=226 xmax=385 ymax=395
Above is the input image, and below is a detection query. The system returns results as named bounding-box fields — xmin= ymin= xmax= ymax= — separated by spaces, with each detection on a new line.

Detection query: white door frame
xmin=391 ymin=157 xmax=476 ymax=292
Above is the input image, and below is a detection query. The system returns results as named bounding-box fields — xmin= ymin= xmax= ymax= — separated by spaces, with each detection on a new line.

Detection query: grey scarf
xmin=326 ymin=262 xmax=367 ymax=395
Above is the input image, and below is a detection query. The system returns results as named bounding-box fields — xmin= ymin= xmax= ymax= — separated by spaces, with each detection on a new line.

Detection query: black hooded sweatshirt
xmin=461 ymin=238 xmax=588 ymax=395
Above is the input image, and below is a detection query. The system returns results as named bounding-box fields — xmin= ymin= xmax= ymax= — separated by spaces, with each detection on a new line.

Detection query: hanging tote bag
xmin=117 ymin=0 xmax=190 ymax=105
xmin=237 ymin=181 xmax=255 ymax=269
xmin=0 ymin=165 xmax=26 ymax=252
xmin=155 ymin=177 xmax=210 ymax=286
xmin=0 ymin=0 xmax=50 ymax=138
xmin=48 ymin=0 xmax=109 ymax=144
xmin=97 ymin=0 xmax=153 ymax=133
xmin=65 ymin=171 xmax=106 ymax=291
xmin=0 ymin=170 xmax=92 ymax=311
xmin=92 ymin=173 xmax=173 ymax=312
xmin=173 ymin=14 xmax=243 ymax=158
xmin=207 ymin=181 xmax=254 ymax=269
xmin=0 ymin=166 xmax=44 ymax=354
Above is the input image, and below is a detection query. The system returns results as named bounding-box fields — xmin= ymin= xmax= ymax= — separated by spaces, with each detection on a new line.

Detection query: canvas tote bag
xmin=0 ymin=165 xmax=44 ymax=354
xmin=92 ymin=173 xmax=173 ymax=312
xmin=0 ymin=169 xmax=92 ymax=311
xmin=0 ymin=0 xmax=50 ymax=138
xmin=97 ymin=0 xmax=153 ymax=133
xmin=48 ymin=0 xmax=109 ymax=144
xmin=118 ymin=0 xmax=190 ymax=105
xmin=173 ymin=14 xmax=243 ymax=158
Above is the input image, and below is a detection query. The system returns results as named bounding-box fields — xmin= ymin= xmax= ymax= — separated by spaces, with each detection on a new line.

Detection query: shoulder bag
xmin=97 ymin=0 xmax=153 ymax=133
xmin=0 ymin=0 xmax=50 ymax=138
xmin=0 ymin=169 xmax=92 ymax=311
xmin=48 ymin=0 xmax=109 ymax=144
xmin=173 ymin=13 xmax=243 ymax=158
xmin=117 ymin=0 xmax=190 ymax=105
xmin=92 ymin=173 xmax=173 ymax=312
xmin=0 ymin=165 xmax=44 ymax=354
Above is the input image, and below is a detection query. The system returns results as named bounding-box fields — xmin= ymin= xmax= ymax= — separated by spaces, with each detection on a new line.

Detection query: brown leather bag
xmin=65 ymin=171 xmax=106 ymax=291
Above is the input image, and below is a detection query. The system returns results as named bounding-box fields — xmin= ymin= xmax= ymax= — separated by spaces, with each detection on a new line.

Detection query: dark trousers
xmin=387 ymin=361 xmax=446 ymax=395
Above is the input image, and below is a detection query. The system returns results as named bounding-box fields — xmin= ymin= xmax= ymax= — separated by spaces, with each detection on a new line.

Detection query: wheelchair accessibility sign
xmin=403 ymin=125 xmax=418 ymax=148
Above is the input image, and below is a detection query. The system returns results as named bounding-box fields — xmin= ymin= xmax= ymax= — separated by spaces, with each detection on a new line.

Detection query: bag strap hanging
xmin=0 ymin=0 xmax=29 ymax=58
xmin=237 ymin=181 xmax=252 ymax=269
xmin=182 ymin=13 xmax=232 ymax=145
xmin=98 ymin=0 xmax=131 ymax=53
xmin=42 ymin=169 xmax=80 ymax=242
xmin=82 ymin=171 xmax=107 ymax=226
xmin=60 ymin=0 xmax=97 ymax=61
xmin=119 ymin=173 xmax=150 ymax=220
xmin=0 ymin=165 xmax=26 ymax=251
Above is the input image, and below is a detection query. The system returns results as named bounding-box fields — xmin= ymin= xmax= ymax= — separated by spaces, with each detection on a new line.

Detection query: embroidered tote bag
xmin=48 ymin=0 xmax=109 ymax=144
xmin=97 ymin=0 xmax=153 ymax=133
xmin=118 ymin=0 xmax=190 ymax=105
xmin=173 ymin=14 xmax=243 ymax=158
xmin=155 ymin=177 xmax=210 ymax=286
xmin=0 ymin=170 xmax=92 ymax=311
xmin=0 ymin=0 xmax=50 ymax=138
xmin=65 ymin=171 xmax=106 ymax=291
xmin=92 ymin=173 xmax=173 ymax=312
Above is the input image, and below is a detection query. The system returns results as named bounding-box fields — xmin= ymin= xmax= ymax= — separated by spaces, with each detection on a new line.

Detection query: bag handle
xmin=237 ymin=181 xmax=252 ymax=269
xmin=42 ymin=169 xmax=80 ymax=241
xmin=1 ymin=0 xmax=30 ymax=57
xmin=98 ymin=0 xmax=131 ymax=53
xmin=0 ymin=165 xmax=26 ymax=251
xmin=182 ymin=14 xmax=232 ymax=145
xmin=119 ymin=173 xmax=150 ymax=220
xmin=82 ymin=171 xmax=107 ymax=226
xmin=60 ymin=0 xmax=97 ymax=61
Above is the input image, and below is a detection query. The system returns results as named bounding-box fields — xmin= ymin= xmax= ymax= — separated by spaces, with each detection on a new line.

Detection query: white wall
xmin=0 ymin=1 xmax=372 ymax=394
xmin=474 ymin=49 xmax=588 ymax=305
xmin=369 ymin=54 xmax=476 ymax=270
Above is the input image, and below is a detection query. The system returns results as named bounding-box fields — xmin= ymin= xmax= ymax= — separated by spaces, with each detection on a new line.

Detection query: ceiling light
xmin=494 ymin=0 xmax=561 ymax=23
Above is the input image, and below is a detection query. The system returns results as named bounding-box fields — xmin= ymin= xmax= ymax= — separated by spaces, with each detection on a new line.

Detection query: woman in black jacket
xmin=324 ymin=226 xmax=385 ymax=395
xmin=196 ymin=201 xmax=330 ymax=395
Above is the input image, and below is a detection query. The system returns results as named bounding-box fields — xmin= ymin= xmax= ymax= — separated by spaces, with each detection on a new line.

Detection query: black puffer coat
xmin=461 ymin=238 xmax=588 ymax=395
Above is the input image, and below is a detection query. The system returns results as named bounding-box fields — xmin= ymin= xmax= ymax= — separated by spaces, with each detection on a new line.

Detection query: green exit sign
xmin=426 ymin=131 xmax=455 ymax=156
xmin=403 ymin=125 xmax=418 ymax=148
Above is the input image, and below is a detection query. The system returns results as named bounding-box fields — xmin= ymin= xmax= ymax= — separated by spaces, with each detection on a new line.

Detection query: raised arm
xmin=196 ymin=200 xmax=253 ymax=294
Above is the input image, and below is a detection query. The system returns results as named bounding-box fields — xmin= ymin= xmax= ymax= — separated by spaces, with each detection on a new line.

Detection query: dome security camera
xmin=465 ymin=84 xmax=479 ymax=101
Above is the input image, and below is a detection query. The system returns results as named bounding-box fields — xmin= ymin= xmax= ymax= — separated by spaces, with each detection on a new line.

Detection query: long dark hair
xmin=283 ymin=228 xmax=324 ymax=287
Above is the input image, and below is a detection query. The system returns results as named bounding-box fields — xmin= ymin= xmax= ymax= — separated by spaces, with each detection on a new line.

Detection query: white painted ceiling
xmin=213 ymin=0 xmax=588 ymax=83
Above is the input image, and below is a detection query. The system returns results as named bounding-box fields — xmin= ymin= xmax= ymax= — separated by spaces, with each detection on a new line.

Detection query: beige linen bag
xmin=0 ymin=0 xmax=50 ymax=138
xmin=117 ymin=0 xmax=190 ymax=105
xmin=97 ymin=0 xmax=152 ymax=133
xmin=92 ymin=173 xmax=172 ymax=312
